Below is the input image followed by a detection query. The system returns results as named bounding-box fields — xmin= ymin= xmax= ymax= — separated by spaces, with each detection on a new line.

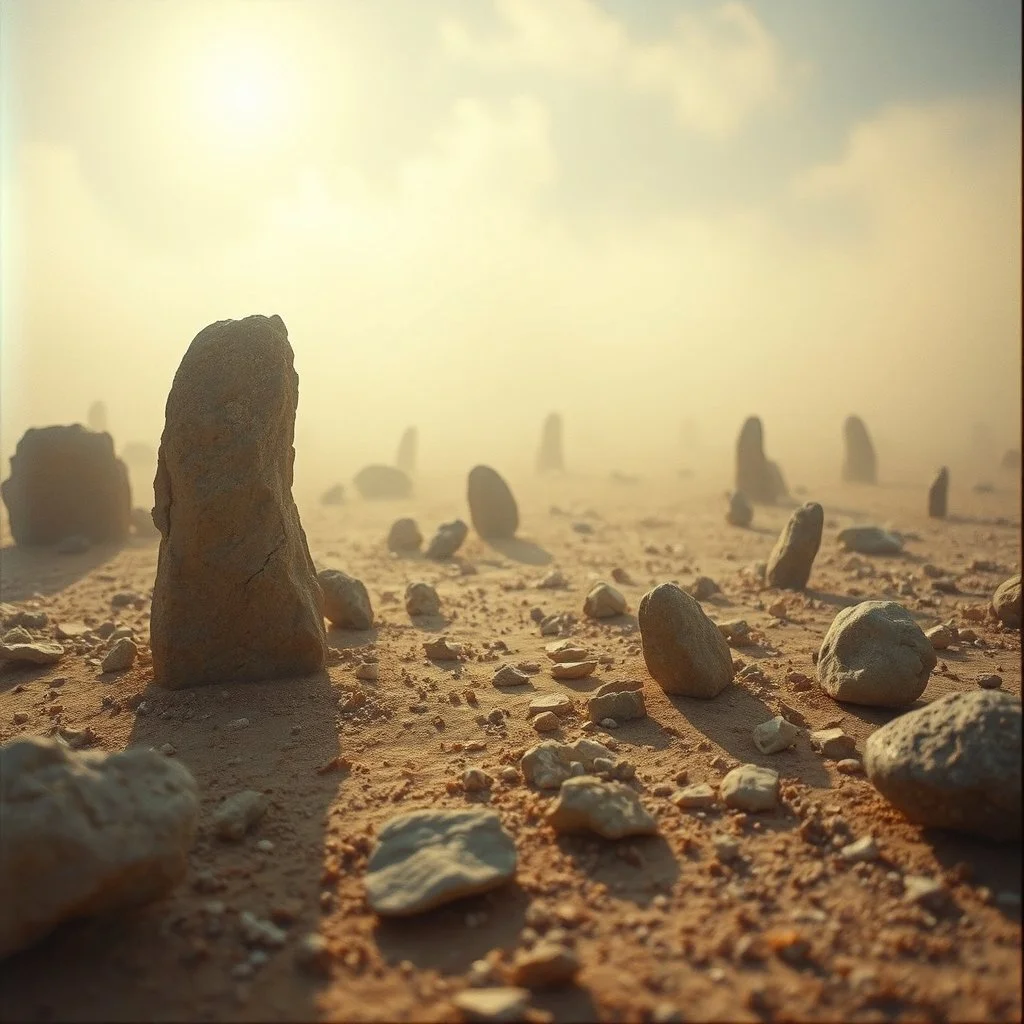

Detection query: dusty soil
xmin=1 ymin=472 xmax=1021 ymax=1023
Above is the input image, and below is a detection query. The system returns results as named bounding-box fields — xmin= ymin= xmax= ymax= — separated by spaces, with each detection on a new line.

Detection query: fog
xmin=2 ymin=1 xmax=1021 ymax=511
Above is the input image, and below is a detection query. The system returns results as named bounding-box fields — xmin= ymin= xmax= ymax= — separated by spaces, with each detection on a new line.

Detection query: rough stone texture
xmin=364 ymin=809 xmax=517 ymax=916
xmin=587 ymin=689 xmax=646 ymax=724
xmin=0 ymin=641 xmax=64 ymax=666
xmin=752 ymin=716 xmax=800 ymax=754
xmin=766 ymin=502 xmax=823 ymax=591
xmin=925 ymin=624 xmax=953 ymax=650
xmin=405 ymin=581 xmax=441 ymax=617
xmin=493 ymin=664 xmax=531 ymax=687
xmin=638 ymin=583 xmax=734 ymax=698
xmin=467 ymin=465 xmax=519 ymax=540
xmin=991 ymin=574 xmax=1021 ymax=629
xmin=810 ymin=728 xmax=857 ymax=759
xmin=521 ymin=739 xmax=615 ymax=789
xmin=546 ymin=776 xmax=658 ymax=839
xmin=318 ymin=570 xmax=374 ymax=630
xmin=212 ymin=790 xmax=269 ymax=841
xmin=425 ymin=519 xmax=469 ymax=560
xmin=395 ymin=426 xmax=417 ymax=477
xmin=0 ymin=737 xmax=200 ymax=959
xmin=735 ymin=416 xmax=784 ymax=505
xmin=387 ymin=518 xmax=422 ymax=553
xmin=320 ymin=484 xmax=345 ymax=506
xmin=864 ymin=691 xmax=1022 ymax=842
xmin=720 ymin=764 xmax=779 ymax=811
xmin=928 ymin=467 xmax=949 ymax=519
xmin=353 ymin=464 xmax=412 ymax=500
xmin=583 ymin=582 xmax=627 ymax=619
xmin=842 ymin=415 xmax=878 ymax=484
xmin=532 ymin=711 xmax=561 ymax=732
xmin=726 ymin=492 xmax=753 ymax=528
xmin=673 ymin=783 xmax=716 ymax=809
xmin=536 ymin=413 xmax=565 ymax=475
xmin=837 ymin=526 xmax=903 ymax=555
xmin=101 ymin=637 xmax=137 ymax=673
xmin=817 ymin=601 xmax=936 ymax=707
xmin=1 ymin=425 xmax=131 ymax=545
xmin=149 ymin=316 xmax=326 ymax=689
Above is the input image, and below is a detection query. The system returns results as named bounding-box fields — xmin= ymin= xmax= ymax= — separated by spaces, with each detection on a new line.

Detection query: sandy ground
xmin=0 ymin=471 xmax=1021 ymax=1023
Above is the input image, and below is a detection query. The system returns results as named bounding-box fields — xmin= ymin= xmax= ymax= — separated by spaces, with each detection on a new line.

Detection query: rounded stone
xmin=467 ymin=466 xmax=519 ymax=540
xmin=387 ymin=518 xmax=422 ymax=553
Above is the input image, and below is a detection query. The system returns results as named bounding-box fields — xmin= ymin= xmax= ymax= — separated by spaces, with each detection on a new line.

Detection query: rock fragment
xmin=319 ymin=570 xmax=374 ymax=630
xmin=0 ymin=641 xmax=64 ymax=666
xmin=720 ymin=764 xmax=779 ymax=811
xmin=765 ymin=502 xmax=823 ymax=590
xmin=454 ymin=987 xmax=531 ymax=1023
xmin=583 ymin=582 xmax=627 ymax=619
xmin=672 ymin=783 xmax=716 ymax=809
xmin=101 ymin=637 xmax=137 ymax=673
xmin=493 ymin=665 xmax=531 ymax=687
xmin=212 ymin=790 xmax=269 ymax=841
xmin=405 ymin=582 xmax=441 ymax=617
xmin=925 ymin=624 xmax=953 ymax=650
xmin=810 ymin=728 xmax=857 ymax=760
xmin=752 ymin=716 xmax=800 ymax=754
xmin=587 ymin=689 xmax=646 ymax=724
xmin=551 ymin=660 xmax=597 ymax=681
xmin=511 ymin=942 xmax=580 ymax=988
xmin=547 ymin=776 xmax=658 ymax=839
xmin=837 ymin=526 xmax=902 ymax=555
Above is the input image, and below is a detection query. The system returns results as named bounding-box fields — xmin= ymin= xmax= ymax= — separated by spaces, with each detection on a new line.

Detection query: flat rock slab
xmin=521 ymin=738 xmax=616 ymax=789
xmin=864 ymin=690 xmax=1022 ymax=842
xmin=583 ymin=582 xmax=627 ymax=619
xmin=588 ymin=689 xmax=646 ymax=724
xmin=837 ymin=526 xmax=903 ymax=555
xmin=319 ymin=570 xmax=374 ymax=630
xmin=528 ymin=693 xmax=573 ymax=717
xmin=551 ymin=660 xmax=597 ymax=681
xmin=454 ymin=987 xmax=531 ymax=1022
xmin=365 ymin=809 xmax=517 ymax=916
xmin=547 ymin=776 xmax=658 ymax=839
xmin=0 ymin=642 xmax=64 ymax=666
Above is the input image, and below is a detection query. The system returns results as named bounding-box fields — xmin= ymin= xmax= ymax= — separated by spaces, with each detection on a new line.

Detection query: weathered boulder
xmin=817 ymin=601 xmax=935 ymax=707
xmin=467 ymin=465 xmax=519 ymax=539
xmin=387 ymin=517 xmax=423 ymax=553
xmin=320 ymin=484 xmax=345 ymax=506
xmin=766 ymin=502 xmax=823 ymax=590
xmin=150 ymin=314 xmax=327 ymax=689
xmin=318 ymin=569 xmax=374 ymax=630
xmin=837 ymin=525 xmax=903 ymax=555
xmin=425 ymin=519 xmax=469 ymax=560
xmin=735 ymin=417 xmax=784 ymax=505
xmin=353 ymin=464 xmax=412 ymax=500
xmin=864 ymin=691 xmax=1021 ymax=842
xmin=395 ymin=427 xmax=417 ymax=477
xmin=536 ymin=413 xmax=565 ymax=474
xmin=927 ymin=467 xmax=948 ymax=519
xmin=842 ymin=415 xmax=877 ymax=484
xmin=638 ymin=583 xmax=734 ymax=698
xmin=405 ymin=581 xmax=441 ymax=617
xmin=991 ymin=574 xmax=1022 ymax=629
xmin=0 ymin=737 xmax=200 ymax=959
xmin=1 ymin=425 xmax=131 ymax=545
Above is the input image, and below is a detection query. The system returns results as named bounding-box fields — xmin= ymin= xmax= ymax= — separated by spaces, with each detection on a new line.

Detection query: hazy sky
xmin=1 ymin=0 xmax=1021 ymax=490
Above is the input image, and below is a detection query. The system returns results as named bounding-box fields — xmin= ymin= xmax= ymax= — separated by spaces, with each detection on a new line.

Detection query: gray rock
xmin=752 ymin=716 xmax=800 ymax=754
xmin=864 ymin=690 xmax=1021 ymax=842
xmin=467 ymin=465 xmax=519 ymax=540
xmin=726 ymin=492 xmax=753 ymax=528
xmin=101 ymin=637 xmax=137 ymax=673
xmin=387 ymin=518 xmax=422 ymax=553
xmin=583 ymin=581 xmax=627 ymax=619
xmin=318 ymin=569 xmax=374 ymax=630
xmin=672 ymin=783 xmax=716 ymax=809
xmin=991 ymin=574 xmax=1021 ymax=629
xmin=842 ymin=415 xmax=877 ymax=485
xmin=925 ymin=624 xmax=953 ymax=650
xmin=365 ymin=809 xmax=517 ymax=915
xmin=587 ymin=689 xmax=646 ymax=724
xmin=150 ymin=315 xmax=326 ymax=689
xmin=550 ymin=660 xmax=597 ymax=680
xmin=0 ymin=641 xmax=64 ymax=666
xmin=927 ymin=467 xmax=949 ymax=518
xmin=837 ymin=526 xmax=903 ymax=555
xmin=817 ymin=601 xmax=935 ymax=707
xmin=425 ymin=519 xmax=469 ymax=560
xmin=532 ymin=711 xmax=561 ymax=733
xmin=638 ymin=583 xmax=734 ymax=698
xmin=0 ymin=737 xmax=199 ymax=959
xmin=353 ymin=464 xmax=412 ymax=500
xmin=405 ymin=581 xmax=441 ymax=617
xmin=212 ymin=790 xmax=269 ymax=841
xmin=766 ymin=502 xmax=823 ymax=590
xmin=720 ymin=764 xmax=779 ymax=811
xmin=528 ymin=693 xmax=573 ymax=717
xmin=546 ymin=776 xmax=658 ymax=839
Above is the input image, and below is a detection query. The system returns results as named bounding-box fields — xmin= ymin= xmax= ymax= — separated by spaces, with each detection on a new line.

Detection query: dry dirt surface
xmin=1 ymin=474 xmax=1021 ymax=1023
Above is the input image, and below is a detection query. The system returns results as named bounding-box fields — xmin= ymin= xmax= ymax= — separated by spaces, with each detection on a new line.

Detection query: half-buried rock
xmin=365 ymin=808 xmax=517 ymax=916
xmin=467 ymin=465 xmax=519 ymax=539
xmin=0 ymin=736 xmax=200 ymax=959
xmin=150 ymin=314 xmax=327 ymax=689
xmin=318 ymin=569 xmax=374 ymax=630
xmin=638 ymin=583 xmax=734 ymax=698
xmin=817 ymin=601 xmax=935 ymax=707
xmin=735 ymin=416 xmax=785 ymax=505
xmin=837 ymin=525 xmax=902 ymax=555
xmin=864 ymin=690 xmax=1022 ymax=842
xmin=766 ymin=502 xmax=823 ymax=590
xmin=1 ymin=425 xmax=131 ymax=545
xmin=353 ymin=464 xmax=412 ymax=500
xmin=842 ymin=415 xmax=877 ymax=484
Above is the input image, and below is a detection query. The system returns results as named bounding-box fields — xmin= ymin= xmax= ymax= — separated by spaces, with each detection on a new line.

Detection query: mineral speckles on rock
xmin=150 ymin=314 xmax=327 ymax=689
xmin=991 ymin=574 xmax=1022 ymax=629
xmin=765 ymin=502 xmax=823 ymax=591
xmin=365 ymin=808 xmax=517 ymax=916
xmin=387 ymin=518 xmax=422 ymax=554
xmin=546 ymin=776 xmax=658 ymax=839
xmin=318 ymin=570 xmax=374 ymax=631
xmin=212 ymin=790 xmax=269 ymax=841
xmin=638 ymin=583 xmax=734 ymax=698
xmin=817 ymin=601 xmax=936 ymax=707
xmin=100 ymin=637 xmax=137 ymax=673
xmin=864 ymin=690 xmax=1022 ymax=843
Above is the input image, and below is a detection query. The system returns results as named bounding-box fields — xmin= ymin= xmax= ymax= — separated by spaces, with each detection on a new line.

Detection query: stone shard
xmin=425 ymin=519 xmax=469 ymax=560
xmin=467 ymin=465 xmax=519 ymax=540
xmin=766 ymin=502 xmax=823 ymax=590
xmin=842 ymin=415 xmax=878 ymax=484
xmin=150 ymin=314 xmax=327 ymax=689
xmin=735 ymin=416 xmax=785 ymax=505
xmin=1 ymin=425 xmax=131 ymax=545
xmin=0 ymin=737 xmax=200 ymax=959
xmin=991 ymin=574 xmax=1021 ymax=629
xmin=547 ymin=776 xmax=658 ymax=839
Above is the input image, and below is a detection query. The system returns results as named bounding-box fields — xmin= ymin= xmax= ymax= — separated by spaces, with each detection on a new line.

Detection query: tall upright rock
xmin=842 ymin=415 xmax=877 ymax=484
xmin=150 ymin=314 xmax=326 ymax=689
xmin=735 ymin=416 xmax=785 ymax=504
xmin=467 ymin=465 xmax=519 ymax=539
xmin=928 ymin=467 xmax=949 ymax=519
xmin=536 ymin=413 xmax=565 ymax=475
xmin=396 ymin=426 xmax=418 ymax=477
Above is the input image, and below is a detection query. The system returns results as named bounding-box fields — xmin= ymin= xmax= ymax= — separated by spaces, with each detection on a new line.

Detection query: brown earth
xmin=0 ymin=473 xmax=1021 ymax=1023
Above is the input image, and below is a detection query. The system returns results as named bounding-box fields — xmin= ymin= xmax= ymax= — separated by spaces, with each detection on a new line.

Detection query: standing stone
xmin=395 ymin=427 xmax=418 ymax=477
xmin=726 ymin=492 xmax=753 ymax=528
xmin=842 ymin=415 xmax=877 ymax=484
xmin=467 ymin=465 xmax=519 ymax=539
xmin=86 ymin=400 xmax=108 ymax=433
xmin=353 ymin=464 xmax=412 ymax=500
xmin=0 ymin=737 xmax=200 ymax=959
xmin=536 ymin=413 xmax=565 ymax=475
xmin=425 ymin=519 xmax=469 ymax=560
xmin=864 ymin=691 xmax=1021 ymax=842
xmin=1 ymin=426 xmax=131 ymax=545
xmin=927 ymin=467 xmax=949 ymax=518
xmin=735 ymin=416 xmax=784 ymax=504
xmin=766 ymin=502 xmax=823 ymax=590
xmin=817 ymin=601 xmax=935 ymax=707
xmin=318 ymin=569 xmax=374 ymax=630
xmin=150 ymin=314 xmax=327 ymax=689
xmin=638 ymin=583 xmax=734 ymax=698
xmin=991 ymin=574 xmax=1022 ymax=629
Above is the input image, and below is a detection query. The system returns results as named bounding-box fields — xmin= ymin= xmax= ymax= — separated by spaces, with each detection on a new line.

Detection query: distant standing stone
xmin=842 ymin=415 xmax=878 ymax=484
xmin=318 ymin=569 xmax=374 ymax=630
xmin=353 ymin=464 xmax=412 ymax=500
xmin=991 ymin=574 xmax=1021 ymax=629
xmin=927 ymin=467 xmax=949 ymax=518
xmin=467 ymin=465 xmax=519 ymax=539
xmin=817 ymin=601 xmax=935 ymax=707
xmin=638 ymin=583 xmax=734 ymax=698
xmin=766 ymin=502 xmax=823 ymax=590
xmin=837 ymin=526 xmax=902 ymax=556
xmin=726 ymin=492 xmax=753 ymax=528
xmin=536 ymin=412 xmax=566 ymax=475
xmin=735 ymin=416 xmax=784 ymax=505
xmin=425 ymin=519 xmax=468 ymax=560
xmin=365 ymin=809 xmax=517 ymax=915
xmin=387 ymin=517 xmax=423 ymax=553
xmin=864 ymin=690 xmax=1022 ymax=842
xmin=101 ymin=637 xmax=137 ymax=673
xmin=583 ymin=582 xmax=627 ymax=619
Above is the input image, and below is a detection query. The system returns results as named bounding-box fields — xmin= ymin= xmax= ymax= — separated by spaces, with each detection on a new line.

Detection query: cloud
xmin=441 ymin=0 xmax=798 ymax=138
